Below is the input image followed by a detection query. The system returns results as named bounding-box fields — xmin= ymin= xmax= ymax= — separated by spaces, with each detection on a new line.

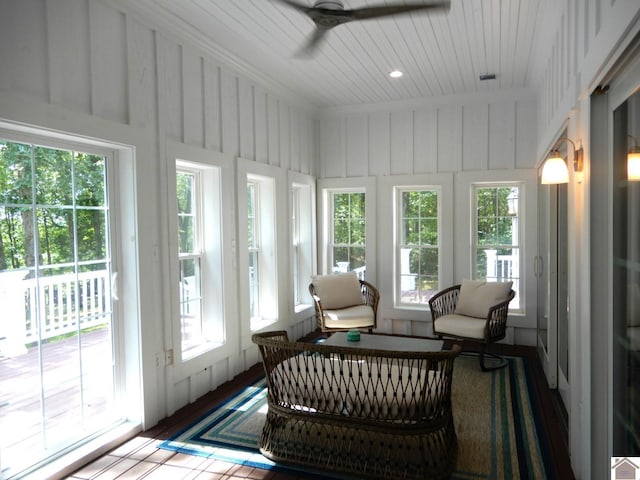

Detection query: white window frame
xmin=317 ymin=177 xmax=376 ymax=282
xmin=289 ymin=172 xmax=316 ymax=314
xmin=167 ymin=142 xmax=232 ymax=365
xmin=395 ymin=186 xmax=442 ymax=307
xmin=175 ymin=163 xmax=225 ymax=357
xmin=455 ymin=169 xmax=537 ymax=322
xmin=0 ymin=121 xmax=142 ymax=476
xmin=237 ymin=159 xmax=286 ymax=341
xmin=380 ymin=174 xmax=454 ymax=316
xmin=471 ymin=183 xmax=523 ymax=312
xmin=247 ymin=178 xmax=262 ymax=322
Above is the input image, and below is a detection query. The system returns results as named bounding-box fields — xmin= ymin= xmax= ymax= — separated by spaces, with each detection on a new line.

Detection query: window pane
xmin=291 ymin=188 xmax=300 ymax=306
xmin=248 ymin=250 xmax=259 ymax=318
xmin=350 ymin=218 xmax=365 ymax=244
xmin=1 ymin=140 xmax=33 ymax=205
xmin=351 ymin=193 xmax=365 ymax=217
xmin=350 ymin=246 xmax=366 ymax=271
xmin=1 ymin=206 xmax=36 ymax=269
xmin=74 ymin=153 xmax=106 ymax=207
xmin=333 ymin=219 xmax=349 ymax=244
xmin=0 ymin=139 xmax=116 ymax=475
xmin=402 ymin=191 xmax=419 ymax=217
xmin=476 ymin=188 xmax=496 ymax=217
xmin=179 ymin=257 xmax=202 ymax=350
xmin=35 ymin=146 xmax=73 ymax=205
xmin=474 ymin=185 xmax=520 ymax=309
xmin=37 ymin=207 xmax=74 ymax=265
xmin=330 ymin=191 xmax=366 ymax=276
xmin=397 ymin=189 xmax=439 ymax=305
xmin=421 ymin=218 xmax=438 ymax=245
xmin=497 ymin=216 xmax=513 ymax=244
xmin=177 ymin=172 xmax=196 ymax=255
xmin=333 ymin=246 xmax=349 ymax=267
xmin=403 ymin=218 xmax=419 ymax=245
xmin=76 ymin=209 xmax=107 ymax=262
xmin=178 ymin=216 xmax=195 ymax=253
xmin=247 ymin=183 xmax=257 ymax=248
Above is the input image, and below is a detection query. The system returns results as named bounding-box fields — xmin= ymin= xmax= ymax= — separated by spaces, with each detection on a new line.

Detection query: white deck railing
xmin=333 ymin=263 xmax=366 ymax=280
xmin=0 ymin=270 xmax=111 ymax=356
xmin=485 ymin=250 xmax=520 ymax=308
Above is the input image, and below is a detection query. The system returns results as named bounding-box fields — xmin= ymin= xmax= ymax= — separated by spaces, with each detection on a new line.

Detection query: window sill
xmin=251 ymin=317 xmax=277 ymax=332
xmin=294 ymin=303 xmax=313 ymax=314
xmin=182 ymin=340 xmax=225 ymax=362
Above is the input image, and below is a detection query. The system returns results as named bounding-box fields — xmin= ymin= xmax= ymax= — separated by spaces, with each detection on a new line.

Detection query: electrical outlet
xmin=165 ymin=349 xmax=174 ymax=366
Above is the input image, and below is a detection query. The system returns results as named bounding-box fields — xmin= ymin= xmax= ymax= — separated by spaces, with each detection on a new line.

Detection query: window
xmin=290 ymin=174 xmax=315 ymax=310
xmin=397 ymin=188 xmax=440 ymax=305
xmin=291 ymin=187 xmax=300 ymax=306
xmin=174 ymin=159 xmax=224 ymax=359
xmin=318 ymin=178 xmax=376 ymax=282
xmin=244 ymin=173 xmax=277 ymax=331
xmin=330 ymin=191 xmax=366 ymax=278
xmin=247 ymin=180 xmax=260 ymax=321
xmin=176 ymin=168 xmax=203 ymax=352
xmin=473 ymin=185 xmax=521 ymax=309
xmin=0 ymin=135 xmax=128 ymax=476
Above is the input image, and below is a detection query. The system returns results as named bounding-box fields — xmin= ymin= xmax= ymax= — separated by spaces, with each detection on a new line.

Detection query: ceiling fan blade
xmin=296 ymin=27 xmax=331 ymax=57
xmin=270 ymin=0 xmax=312 ymax=15
xmin=349 ymin=1 xmax=451 ymax=21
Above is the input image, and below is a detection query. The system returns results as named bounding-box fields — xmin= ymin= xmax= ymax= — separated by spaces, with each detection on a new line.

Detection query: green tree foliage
xmin=0 ymin=140 xmax=107 ymax=275
xmin=332 ymin=192 xmax=365 ymax=269
xmin=475 ymin=186 xmax=518 ymax=279
xmin=476 ymin=187 xmax=514 ymax=246
xmin=176 ymin=171 xmax=196 ymax=279
xmin=177 ymin=172 xmax=195 ymax=254
xmin=401 ymin=190 xmax=439 ymax=296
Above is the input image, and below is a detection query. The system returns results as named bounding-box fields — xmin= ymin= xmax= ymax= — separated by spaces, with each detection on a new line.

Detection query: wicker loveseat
xmin=251 ymin=331 xmax=461 ymax=480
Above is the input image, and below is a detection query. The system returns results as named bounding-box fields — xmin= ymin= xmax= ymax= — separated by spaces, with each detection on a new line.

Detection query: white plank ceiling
xmin=119 ymin=0 xmax=543 ymax=108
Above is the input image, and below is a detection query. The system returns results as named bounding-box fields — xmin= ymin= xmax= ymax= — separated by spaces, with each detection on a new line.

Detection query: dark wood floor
xmin=66 ymin=335 xmax=576 ymax=480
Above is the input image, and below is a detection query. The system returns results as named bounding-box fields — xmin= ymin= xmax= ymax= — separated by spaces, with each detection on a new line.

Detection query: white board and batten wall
xmin=316 ymin=91 xmax=539 ymax=346
xmin=0 ymin=0 xmax=318 ymax=428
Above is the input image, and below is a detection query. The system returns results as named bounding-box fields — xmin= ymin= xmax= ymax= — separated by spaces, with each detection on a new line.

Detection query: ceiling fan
xmin=273 ymin=0 xmax=451 ymax=56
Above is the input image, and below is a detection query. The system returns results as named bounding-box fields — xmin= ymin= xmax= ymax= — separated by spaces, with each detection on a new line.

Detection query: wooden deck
xmin=0 ymin=328 xmax=116 ymax=476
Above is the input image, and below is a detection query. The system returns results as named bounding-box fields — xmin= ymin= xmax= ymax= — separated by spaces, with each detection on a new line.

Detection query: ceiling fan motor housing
xmin=314 ymin=0 xmax=344 ymax=10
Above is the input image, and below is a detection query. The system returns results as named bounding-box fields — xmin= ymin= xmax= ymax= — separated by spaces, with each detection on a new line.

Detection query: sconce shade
xmin=540 ymin=137 xmax=582 ymax=184
xmin=629 ymin=149 xmax=640 ymax=181
xmin=541 ymin=153 xmax=569 ymax=184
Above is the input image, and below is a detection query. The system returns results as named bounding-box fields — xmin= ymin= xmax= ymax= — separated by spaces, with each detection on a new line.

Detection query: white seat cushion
xmin=434 ymin=314 xmax=486 ymax=340
xmin=323 ymin=304 xmax=375 ymax=329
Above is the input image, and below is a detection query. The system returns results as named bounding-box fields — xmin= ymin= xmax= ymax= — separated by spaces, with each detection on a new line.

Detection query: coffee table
xmin=322 ymin=332 xmax=443 ymax=352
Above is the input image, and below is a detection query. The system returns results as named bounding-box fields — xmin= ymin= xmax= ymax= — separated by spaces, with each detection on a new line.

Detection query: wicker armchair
xmin=309 ymin=273 xmax=379 ymax=333
xmin=429 ymin=282 xmax=515 ymax=371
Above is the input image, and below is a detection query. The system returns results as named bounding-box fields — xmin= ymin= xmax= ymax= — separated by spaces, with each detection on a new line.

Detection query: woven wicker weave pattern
xmin=429 ymin=284 xmax=515 ymax=371
xmin=252 ymin=331 xmax=461 ymax=480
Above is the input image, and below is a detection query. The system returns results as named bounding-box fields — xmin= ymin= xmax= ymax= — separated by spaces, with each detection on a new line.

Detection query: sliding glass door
xmin=0 ymin=135 xmax=125 ymax=477
xmin=611 ymin=92 xmax=640 ymax=456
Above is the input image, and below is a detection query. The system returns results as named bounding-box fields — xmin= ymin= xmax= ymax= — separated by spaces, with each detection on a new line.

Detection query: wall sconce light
xmin=540 ymin=137 xmax=584 ymax=184
xmin=628 ymin=134 xmax=640 ymax=181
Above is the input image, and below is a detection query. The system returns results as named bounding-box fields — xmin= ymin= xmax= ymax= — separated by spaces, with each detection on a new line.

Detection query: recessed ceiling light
xmin=389 ymin=70 xmax=403 ymax=78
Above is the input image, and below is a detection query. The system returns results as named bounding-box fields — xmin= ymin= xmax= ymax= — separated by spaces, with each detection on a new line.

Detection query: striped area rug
xmin=159 ymin=353 xmax=551 ymax=479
